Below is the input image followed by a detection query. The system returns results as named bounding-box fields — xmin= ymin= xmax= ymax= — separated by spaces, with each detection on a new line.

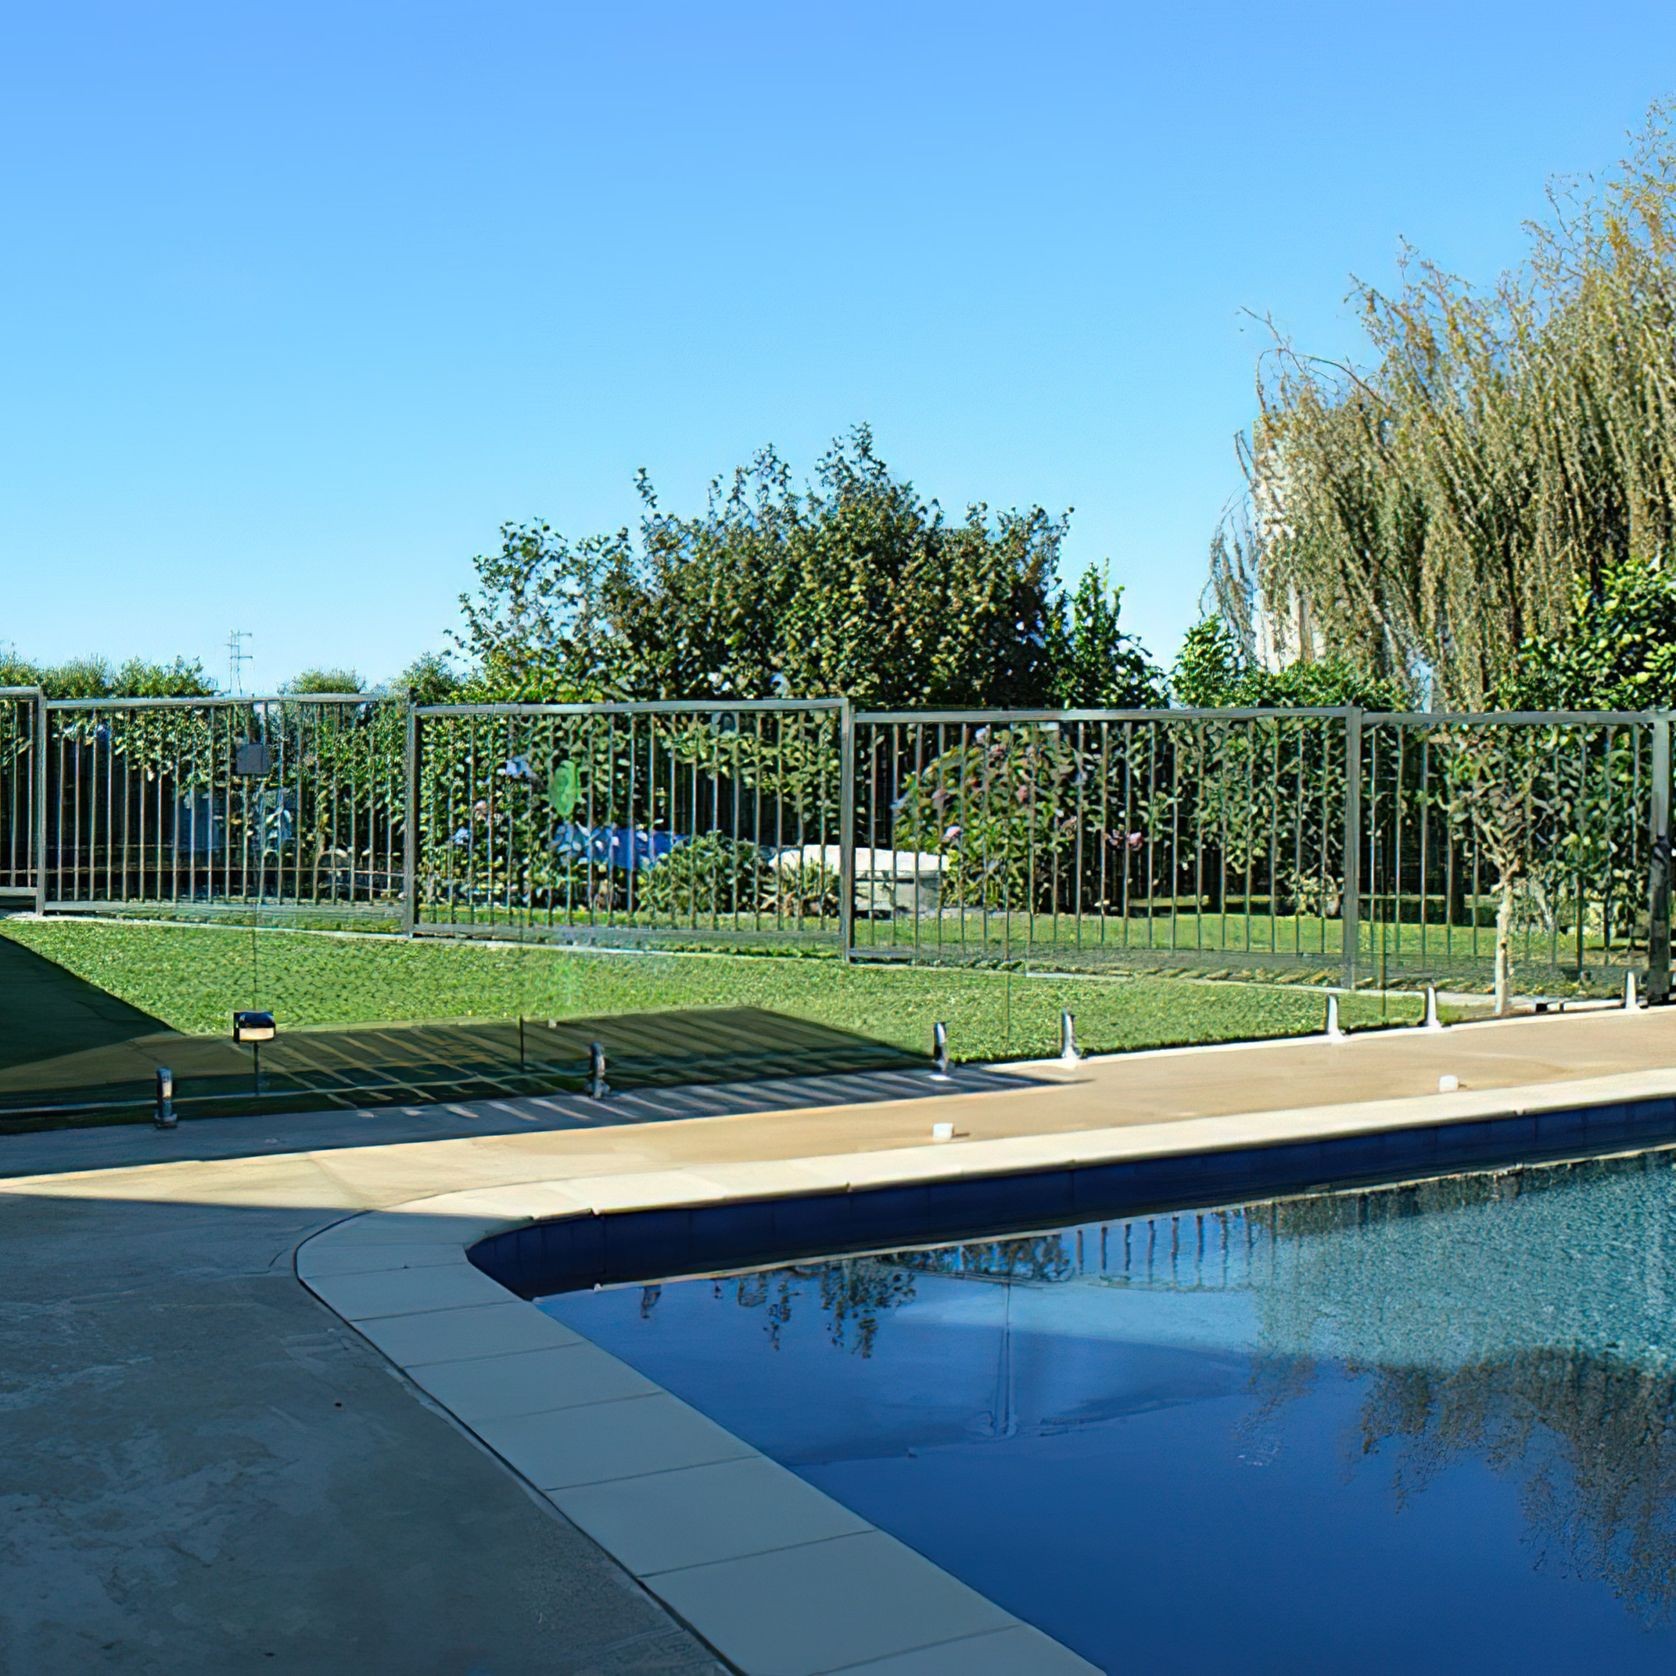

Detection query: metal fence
xmin=850 ymin=707 xmax=1663 ymax=994
xmin=8 ymin=695 xmax=1674 ymax=997
xmin=1359 ymin=712 xmax=1657 ymax=993
xmin=0 ymin=687 xmax=41 ymax=898
xmin=37 ymin=695 xmax=407 ymax=917
xmin=849 ymin=708 xmax=1353 ymax=973
xmin=410 ymin=699 xmax=847 ymax=950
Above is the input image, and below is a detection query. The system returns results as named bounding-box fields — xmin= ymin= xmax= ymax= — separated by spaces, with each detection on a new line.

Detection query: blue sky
xmin=4 ymin=2 xmax=1675 ymax=692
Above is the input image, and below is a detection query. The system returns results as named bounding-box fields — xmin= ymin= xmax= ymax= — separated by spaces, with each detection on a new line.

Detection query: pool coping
xmin=294 ymin=1033 xmax=1676 ymax=1675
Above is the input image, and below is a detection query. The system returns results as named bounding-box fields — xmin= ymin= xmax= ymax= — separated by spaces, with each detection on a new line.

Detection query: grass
xmin=98 ymin=897 xmax=1638 ymax=995
xmin=412 ymin=901 xmax=1632 ymax=993
xmin=0 ymin=915 xmax=1423 ymax=1068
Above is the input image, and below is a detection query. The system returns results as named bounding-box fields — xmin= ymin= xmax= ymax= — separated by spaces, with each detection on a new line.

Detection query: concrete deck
xmin=5 ymin=1007 xmax=1676 ymax=1673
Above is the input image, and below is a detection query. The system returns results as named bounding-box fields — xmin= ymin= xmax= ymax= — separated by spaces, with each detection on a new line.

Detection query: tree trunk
xmin=1494 ymin=874 xmax=1515 ymax=1016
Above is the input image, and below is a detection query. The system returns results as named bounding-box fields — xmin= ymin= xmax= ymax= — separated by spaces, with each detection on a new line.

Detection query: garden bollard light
xmin=154 ymin=1067 xmax=176 ymax=1129
xmin=1059 ymin=1010 xmax=1081 ymax=1065
xmin=932 ymin=1021 xmax=950 ymax=1079
xmin=586 ymin=1041 xmax=610 ymax=1099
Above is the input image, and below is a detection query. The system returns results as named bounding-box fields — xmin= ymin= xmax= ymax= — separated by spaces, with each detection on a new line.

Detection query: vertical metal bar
xmin=1574 ymin=729 xmax=1586 ymax=979
xmin=625 ymin=713 xmax=640 ymax=925
xmin=1393 ymin=725 xmax=1405 ymax=973
xmin=1418 ymin=732 xmax=1430 ymax=972
xmin=1266 ymin=719 xmax=1279 ymax=956
xmin=1601 ymin=724 xmax=1616 ymax=957
xmin=1647 ymin=712 xmax=1671 ymax=1004
xmin=1072 ymin=721 xmax=1085 ymax=953
xmin=1341 ymin=707 xmax=1363 ymax=992
xmin=729 ymin=713 xmax=742 ymax=932
xmin=1290 ymin=720 xmax=1304 ymax=958
xmin=154 ymin=711 xmax=165 ymax=904
xmin=1186 ymin=722 xmax=1199 ymax=954
xmin=33 ymin=697 xmax=48 ymax=913
xmin=1101 ymin=720 xmax=1114 ymax=947
xmin=401 ymin=706 xmax=418 ymax=934
xmin=668 ymin=715 xmax=680 ymax=934
xmin=838 ymin=700 xmax=856 ymax=961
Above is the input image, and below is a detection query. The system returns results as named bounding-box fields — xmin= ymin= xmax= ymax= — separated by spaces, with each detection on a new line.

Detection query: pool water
xmin=541 ymin=1150 xmax=1676 ymax=1673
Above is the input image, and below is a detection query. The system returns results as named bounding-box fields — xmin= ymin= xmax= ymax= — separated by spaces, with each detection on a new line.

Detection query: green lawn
xmin=0 ymin=915 xmax=1423 ymax=1069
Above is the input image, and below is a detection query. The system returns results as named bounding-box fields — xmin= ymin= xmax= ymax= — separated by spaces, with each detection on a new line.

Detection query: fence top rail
xmin=414 ymin=697 xmax=846 ymax=718
xmin=44 ymin=693 xmax=383 ymax=711
xmin=1365 ymin=709 xmax=1660 ymax=726
xmin=0 ymin=685 xmax=43 ymax=700
xmin=855 ymin=706 xmax=1357 ymax=724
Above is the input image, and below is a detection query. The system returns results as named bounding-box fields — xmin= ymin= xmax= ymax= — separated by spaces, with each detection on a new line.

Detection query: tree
xmin=453 ymin=427 xmax=1070 ymax=708
xmin=1170 ymin=617 xmax=1405 ymax=710
xmin=0 ymin=653 xmax=215 ymax=699
xmin=388 ymin=651 xmax=464 ymax=708
xmin=1213 ymin=103 xmax=1676 ymax=707
xmin=454 ymin=520 xmax=634 ymax=701
xmin=1501 ymin=556 xmax=1676 ymax=710
xmin=282 ymin=667 xmax=365 ymax=695
xmin=1045 ymin=563 xmax=1163 ymax=708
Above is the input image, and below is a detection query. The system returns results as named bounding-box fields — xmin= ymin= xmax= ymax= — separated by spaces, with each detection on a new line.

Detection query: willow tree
xmin=1214 ymin=105 xmax=1676 ymax=708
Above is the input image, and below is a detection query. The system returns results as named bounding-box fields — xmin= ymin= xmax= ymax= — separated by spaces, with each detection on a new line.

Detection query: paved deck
xmin=4 ymin=1007 xmax=1675 ymax=1673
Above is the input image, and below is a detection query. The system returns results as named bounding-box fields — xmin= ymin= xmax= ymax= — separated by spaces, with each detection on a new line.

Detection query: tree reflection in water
xmin=632 ymin=1148 xmax=1676 ymax=1622
xmin=1246 ymin=1155 xmax=1676 ymax=1624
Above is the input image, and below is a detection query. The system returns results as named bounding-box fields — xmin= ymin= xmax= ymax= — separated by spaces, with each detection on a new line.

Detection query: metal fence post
xmin=32 ymin=692 xmax=48 ymax=915
xmin=838 ymin=698 xmax=856 ymax=962
xmin=401 ymin=704 xmax=419 ymax=936
xmin=1648 ymin=711 xmax=1671 ymax=1004
xmin=1340 ymin=706 xmax=1363 ymax=992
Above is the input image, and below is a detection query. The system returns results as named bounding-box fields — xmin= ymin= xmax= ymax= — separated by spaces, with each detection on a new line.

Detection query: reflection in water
xmin=547 ymin=1149 xmax=1676 ymax=1672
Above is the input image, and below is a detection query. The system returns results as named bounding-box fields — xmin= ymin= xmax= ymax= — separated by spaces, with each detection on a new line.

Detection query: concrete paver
xmin=549 ymin=1457 xmax=872 ymax=1579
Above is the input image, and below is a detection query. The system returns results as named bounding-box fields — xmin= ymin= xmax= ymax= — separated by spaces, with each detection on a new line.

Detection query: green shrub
xmin=639 ymin=835 xmax=769 ymax=916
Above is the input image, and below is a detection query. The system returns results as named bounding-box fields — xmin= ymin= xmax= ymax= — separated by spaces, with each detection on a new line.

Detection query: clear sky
xmin=5 ymin=2 xmax=1676 ymax=692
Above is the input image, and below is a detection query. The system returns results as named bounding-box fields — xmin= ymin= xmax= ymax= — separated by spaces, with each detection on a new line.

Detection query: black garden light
xmin=234 ymin=1009 xmax=276 ymax=1096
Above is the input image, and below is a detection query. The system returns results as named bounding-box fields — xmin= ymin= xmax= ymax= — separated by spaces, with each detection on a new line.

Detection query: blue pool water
xmin=541 ymin=1150 xmax=1676 ymax=1674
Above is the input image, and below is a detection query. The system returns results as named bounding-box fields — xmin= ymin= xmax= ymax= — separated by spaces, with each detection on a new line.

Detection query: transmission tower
xmin=227 ymin=629 xmax=252 ymax=696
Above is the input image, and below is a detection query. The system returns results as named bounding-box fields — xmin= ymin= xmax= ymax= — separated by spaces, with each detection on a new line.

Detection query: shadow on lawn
xmin=0 ymin=976 xmax=929 ymax=1126
xmin=0 ymin=929 xmax=175 ymax=1071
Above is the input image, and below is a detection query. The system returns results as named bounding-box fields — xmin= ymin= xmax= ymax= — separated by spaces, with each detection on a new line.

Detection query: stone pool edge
xmin=294 ymin=1057 xmax=1676 ymax=1676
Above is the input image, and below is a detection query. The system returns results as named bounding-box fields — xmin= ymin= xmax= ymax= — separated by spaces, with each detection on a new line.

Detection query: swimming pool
xmin=540 ymin=1148 xmax=1676 ymax=1673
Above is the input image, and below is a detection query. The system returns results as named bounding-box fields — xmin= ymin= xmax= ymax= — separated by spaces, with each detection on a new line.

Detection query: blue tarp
xmin=549 ymin=824 xmax=682 ymax=872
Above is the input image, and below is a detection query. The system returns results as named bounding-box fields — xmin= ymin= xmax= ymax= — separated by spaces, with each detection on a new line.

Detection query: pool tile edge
xmin=297 ymin=1199 xmax=1101 ymax=1676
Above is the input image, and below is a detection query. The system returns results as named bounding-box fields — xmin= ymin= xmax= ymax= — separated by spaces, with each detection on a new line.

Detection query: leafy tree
xmin=1045 ymin=563 xmax=1163 ymax=708
xmin=454 ymin=427 xmax=1068 ymax=708
xmin=1213 ymin=103 xmax=1676 ymax=707
xmin=454 ymin=520 xmax=631 ymax=701
xmin=1171 ymin=617 xmax=1404 ymax=710
xmin=389 ymin=651 xmax=465 ymax=708
xmin=0 ymin=653 xmax=216 ymax=699
xmin=1500 ymin=557 xmax=1676 ymax=710
xmin=283 ymin=667 xmax=365 ymax=695
xmin=892 ymin=724 xmax=1082 ymax=910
